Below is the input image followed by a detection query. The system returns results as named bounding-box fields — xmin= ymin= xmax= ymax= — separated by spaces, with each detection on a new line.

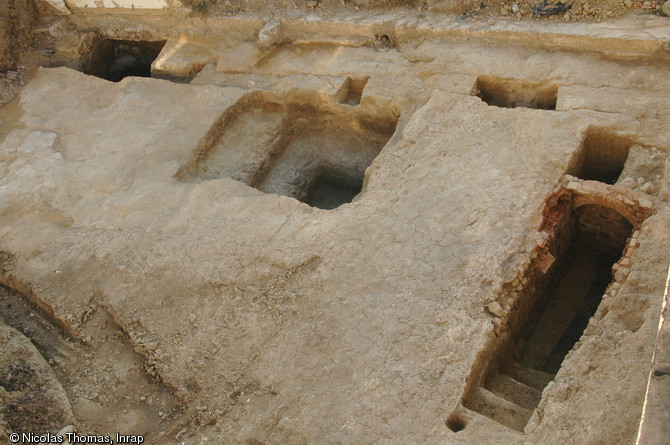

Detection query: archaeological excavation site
xmin=1 ymin=0 xmax=670 ymax=443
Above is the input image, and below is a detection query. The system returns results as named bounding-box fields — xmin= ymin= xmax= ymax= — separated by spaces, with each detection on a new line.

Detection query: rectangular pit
xmin=177 ymin=91 xmax=399 ymax=210
xmin=81 ymin=38 xmax=167 ymax=82
xmin=474 ymin=75 xmax=558 ymax=110
xmin=455 ymin=192 xmax=638 ymax=433
xmin=568 ymin=127 xmax=632 ymax=184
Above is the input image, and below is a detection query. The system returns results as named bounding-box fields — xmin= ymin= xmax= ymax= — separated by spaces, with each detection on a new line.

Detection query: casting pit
xmin=568 ymin=127 xmax=632 ymax=184
xmin=518 ymin=204 xmax=633 ymax=375
xmin=456 ymin=180 xmax=648 ymax=433
xmin=177 ymin=91 xmax=399 ymax=209
xmin=474 ymin=75 xmax=558 ymax=110
xmin=81 ymin=38 xmax=167 ymax=82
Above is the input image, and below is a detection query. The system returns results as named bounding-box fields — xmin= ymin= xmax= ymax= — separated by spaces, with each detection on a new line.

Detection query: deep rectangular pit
xmin=568 ymin=127 xmax=632 ymax=184
xmin=177 ymin=92 xmax=399 ymax=210
xmin=474 ymin=75 xmax=558 ymax=110
xmin=518 ymin=239 xmax=620 ymax=374
xmin=81 ymin=38 xmax=167 ymax=82
xmin=458 ymin=199 xmax=634 ymax=432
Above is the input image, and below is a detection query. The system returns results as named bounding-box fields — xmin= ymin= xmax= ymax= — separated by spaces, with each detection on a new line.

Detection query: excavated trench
xmin=462 ymin=201 xmax=634 ymax=431
xmin=445 ymin=152 xmax=657 ymax=434
xmin=474 ymin=75 xmax=558 ymax=110
xmin=0 ymin=284 xmax=179 ymax=440
xmin=446 ymin=128 xmax=659 ymax=434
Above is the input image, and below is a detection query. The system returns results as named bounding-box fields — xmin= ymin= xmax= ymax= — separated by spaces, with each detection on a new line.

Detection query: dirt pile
xmin=0 ymin=0 xmax=39 ymax=72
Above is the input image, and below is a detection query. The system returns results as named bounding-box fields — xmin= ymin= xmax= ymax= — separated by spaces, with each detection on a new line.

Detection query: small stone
xmin=6 ymin=70 xmax=17 ymax=80
xmin=511 ymin=3 xmax=520 ymax=12
xmin=663 ymin=0 xmax=670 ymax=14
xmin=624 ymin=0 xmax=633 ymax=7
xmin=566 ymin=181 xmax=581 ymax=191
xmin=642 ymin=0 xmax=651 ymax=7
xmin=563 ymin=13 xmax=571 ymax=20
xmin=487 ymin=301 xmax=506 ymax=318
xmin=619 ymin=177 xmax=636 ymax=188
xmin=501 ymin=6 xmax=510 ymax=14
xmin=615 ymin=268 xmax=629 ymax=282
xmin=140 ymin=396 xmax=146 ymax=401
xmin=257 ymin=18 xmax=282 ymax=50
xmin=638 ymin=197 xmax=653 ymax=209
xmin=640 ymin=182 xmax=655 ymax=194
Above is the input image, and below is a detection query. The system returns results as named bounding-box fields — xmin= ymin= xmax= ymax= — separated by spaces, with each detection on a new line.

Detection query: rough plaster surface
xmin=0 ymin=11 xmax=669 ymax=444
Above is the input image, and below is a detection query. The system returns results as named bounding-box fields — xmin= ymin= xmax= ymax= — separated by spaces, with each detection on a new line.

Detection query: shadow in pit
xmin=81 ymin=38 xmax=167 ymax=82
xmin=567 ymin=127 xmax=632 ymax=185
xmin=474 ymin=75 xmax=558 ymax=110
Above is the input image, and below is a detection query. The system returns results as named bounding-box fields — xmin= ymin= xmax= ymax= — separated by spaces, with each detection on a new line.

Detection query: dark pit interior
xmin=518 ymin=205 xmax=632 ymax=374
xmin=568 ymin=127 xmax=632 ymax=184
xmin=82 ymin=39 xmax=167 ymax=82
xmin=446 ymin=413 xmax=467 ymax=433
xmin=306 ymin=170 xmax=363 ymax=210
xmin=475 ymin=75 xmax=558 ymax=110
